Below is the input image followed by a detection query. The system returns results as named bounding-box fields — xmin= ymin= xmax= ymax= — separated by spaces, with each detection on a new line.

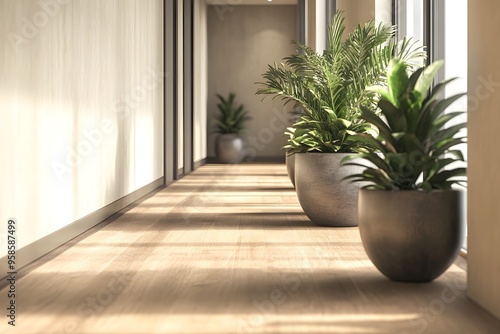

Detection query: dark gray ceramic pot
xmin=358 ymin=189 xmax=465 ymax=282
xmin=216 ymin=134 xmax=244 ymax=164
xmin=295 ymin=153 xmax=364 ymax=227
xmin=286 ymin=154 xmax=296 ymax=187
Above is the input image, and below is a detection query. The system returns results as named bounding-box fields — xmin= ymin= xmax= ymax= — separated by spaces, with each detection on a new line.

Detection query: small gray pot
xmin=216 ymin=134 xmax=244 ymax=164
xmin=295 ymin=153 xmax=364 ymax=227
xmin=358 ymin=189 xmax=465 ymax=282
xmin=286 ymin=154 xmax=296 ymax=187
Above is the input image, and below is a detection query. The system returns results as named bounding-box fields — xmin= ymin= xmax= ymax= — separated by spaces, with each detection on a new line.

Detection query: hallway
xmin=2 ymin=164 xmax=499 ymax=334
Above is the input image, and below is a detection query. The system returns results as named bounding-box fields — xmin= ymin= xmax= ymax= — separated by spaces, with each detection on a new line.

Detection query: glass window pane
xmin=397 ymin=0 xmax=425 ymax=66
xmin=443 ymin=0 xmax=468 ymax=249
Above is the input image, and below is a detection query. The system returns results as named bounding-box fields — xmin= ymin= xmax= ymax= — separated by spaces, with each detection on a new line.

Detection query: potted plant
xmin=285 ymin=107 xmax=305 ymax=187
xmin=213 ymin=93 xmax=251 ymax=164
xmin=343 ymin=59 xmax=467 ymax=282
xmin=256 ymin=11 xmax=425 ymax=227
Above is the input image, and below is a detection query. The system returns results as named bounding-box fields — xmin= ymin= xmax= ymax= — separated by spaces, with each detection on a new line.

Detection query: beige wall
xmin=337 ymin=0 xmax=375 ymax=36
xmin=207 ymin=5 xmax=297 ymax=159
xmin=0 ymin=0 xmax=163 ymax=262
xmin=307 ymin=0 xmax=317 ymax=50
xmin=467 ymin=0 xmax=500 ymax=320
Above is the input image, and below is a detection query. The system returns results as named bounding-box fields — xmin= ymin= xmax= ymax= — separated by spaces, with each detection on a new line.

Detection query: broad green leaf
xmin=360 ymin=107 xmax=395 ymax=147
xmin=378 ymin=100 xmax=408 ymax=132
xmin=387 ymin=59 xmax=409 ymax=105
xmin=414 ymin=60 xmax=444 ymax=100
xmin=368 ymin=85 xmax=394 ymax=105
xmin=408 ymin=67 xmax=425 ymax=91
xmin=429 ymin=167 xmax=467 ymax=184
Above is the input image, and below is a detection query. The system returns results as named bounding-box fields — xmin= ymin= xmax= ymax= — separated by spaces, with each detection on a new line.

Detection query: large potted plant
xmin=257 ymin=11 xmax=425 ymax=227
xmin=213 ymin=93 xmax=251 ymax=164
xmin=344 ymin=59 xmax=467 ymax=282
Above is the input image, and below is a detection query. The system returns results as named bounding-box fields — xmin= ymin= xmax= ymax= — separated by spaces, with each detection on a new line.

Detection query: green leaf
xmin=408 ymin=67 xmax=425 ymax=91
xmin=430 ymin=122 xmax=467 ymax=145
xmin=387 ymin=59 xmax=409 ymax=106
xmin=414 ymin=60 xmax=444 ymax=100
xmin=432 ymin=137 xmax=466 ymax=157
xmin=429 ymin=93 xmax=467 ymax=121
xmin=359 ymin=107 xmax=394 ymax=146
xmin=256 ymin=10 xmax=428 ymax=162
xmin=429 ymin=167 xmax=467 ymax=184
xmin=368 ymin=85 xmax=394 ymax=105
xmin=420 ymin=181 xmax=433 ymax=191
xmin=432 ymin=112 xmax=465 ymax=132
xmin=214 ymin=93 xmax=250 ymax=134
xmin=349 ymin=134 xmax=391 ymax=153
xmin=378 ymin=100 xmax=408 ymax=132
xmin=448 ymin=149 xmax=465 ymax=161
xmin=360 ymin=168 xmax=394 ymax=189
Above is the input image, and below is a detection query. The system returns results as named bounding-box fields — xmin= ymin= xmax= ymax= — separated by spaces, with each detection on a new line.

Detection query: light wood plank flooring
xmin=1 ymin=164 xmax=499 ymax=334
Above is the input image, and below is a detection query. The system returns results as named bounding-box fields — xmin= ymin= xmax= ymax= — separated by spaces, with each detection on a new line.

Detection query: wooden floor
xmin=2 ymin=164 xmax=500 ymax=334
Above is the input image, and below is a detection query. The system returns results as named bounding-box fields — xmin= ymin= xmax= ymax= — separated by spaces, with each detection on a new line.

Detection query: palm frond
xmin=256 ymin=11 xmax=426 ymax=153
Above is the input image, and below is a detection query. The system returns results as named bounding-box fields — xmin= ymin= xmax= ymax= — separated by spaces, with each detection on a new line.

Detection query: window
xmin=396 ymin=0 xmax=425 ymax=55
xmin=395 ymin=0 xmax=468 ymax=249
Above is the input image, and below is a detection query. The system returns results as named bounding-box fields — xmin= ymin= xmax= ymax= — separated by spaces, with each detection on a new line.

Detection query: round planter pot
xmin=286 ymin=154 xmax=296 ymax=187
xmin=358 ymin=189 xmax=465 ymax=282
xmin=216 ymin=134 xmax=244 ymax=164
xmin=295 ymin=153 xmax=364 ymax=227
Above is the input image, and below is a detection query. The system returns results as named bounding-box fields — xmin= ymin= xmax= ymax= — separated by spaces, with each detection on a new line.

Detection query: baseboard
xmin=194 ymin=158 xmax=207 ymax=169
xmin=0 ymin=177 xmax=164 ymax=274
xmin=245 ymin=156 xmax=286 ymax=163
xmin=206 ymin=156 xmax=286 ymax=164
xmin=177 ymin=167 xmax=185 ymax=179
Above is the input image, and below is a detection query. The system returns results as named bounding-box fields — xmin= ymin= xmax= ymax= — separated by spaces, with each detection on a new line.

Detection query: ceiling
xmin=205 ymin=0 xmax=298 ymax=5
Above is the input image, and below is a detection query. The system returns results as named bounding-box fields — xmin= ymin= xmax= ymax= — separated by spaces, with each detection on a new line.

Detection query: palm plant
xmin=214 ymin=93 xmax=251 ymax=134
xmin=343 ymin=59 xmax=467 ymax=190
xmin=256 ymin=11 xmax=425 ymax=154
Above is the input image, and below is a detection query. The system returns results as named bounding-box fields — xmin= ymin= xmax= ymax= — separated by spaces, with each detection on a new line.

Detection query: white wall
xmin=306 ymin=0 xmax=327 ymax=53
xmin=374 ymin=0 xmax=392 ymax=25
xmin=194 ymin=0 xmax=208 ymax=163
xmin=0 ymin=0 xmax=164 ymax=258
xmin=207 ymin=5 xmax=297 ymax=159
xmin=305 ymin=0 xmax=328 ymax=53
xmin=177 ymin=0 xmax=184 ymax=170
xmin=315 ymin=0 xmax=326 ymax=52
